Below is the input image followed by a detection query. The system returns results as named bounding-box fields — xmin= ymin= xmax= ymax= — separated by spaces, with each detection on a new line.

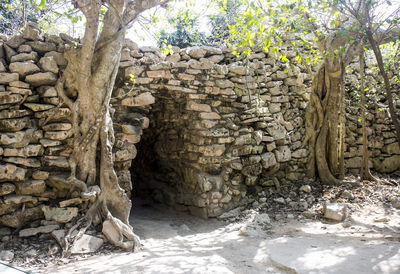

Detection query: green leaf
xmin=39 ymin=0 xmax=46 ymax=9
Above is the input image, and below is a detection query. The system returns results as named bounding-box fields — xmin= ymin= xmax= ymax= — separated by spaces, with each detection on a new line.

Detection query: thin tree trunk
xmin=366 ymin=30 xmax=400 ymax=149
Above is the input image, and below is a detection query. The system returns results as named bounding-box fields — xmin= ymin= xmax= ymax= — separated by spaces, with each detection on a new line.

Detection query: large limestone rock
xmin=374 ymin=155 xmax=400 ymax=173
xmin=25 ymin=72 xmax=57 ymax=86
xmin=121 ymin=92 xmax=155 ymax=107
xmin=0 ymin=117 xmax=30 ymax=132
xmin=11 ymin=51 xmax=39 ymax=62
xmin=42 ymin=206 xmax=78 ymax=223
xmin=323 ymin=203 xmax=347 ymax=221
xmin=0 ymin=206 xmax=43 ymax=228
xmin=19 ymin=224 xmax=59 ymax=237
xmin=0 ymin=164 xmax=26 ymax=182
xmin=274 ymin=146 xmax=291 ymax=162
xmin=261 ymin=152 xmax=277 ymax=169
xmin=23 ymin=22 xmax=43 ymax=41
xmin=0 ymin=72 xmax=19 ymax=84
xmin=70 ymin=234 xmax=104 ymax=254
xmin=26 ymin=41 xmax=56 ymax=54
xmin=0 ymin=92 xmax=23 ymax=104
xmin=39 ymin=56 xmax=59 ymax=74
xmin=266 ymin=123 xmax=287 ymax=140
xmin=9 ymin=62 xmax=40 ymax=77
xmin=3 ymin=144 xmax=43 ymax=157
xmin=0 ymin=183 xmax=16 ymax=196
xmin=16 ymin=180 xmax=46 ymax=195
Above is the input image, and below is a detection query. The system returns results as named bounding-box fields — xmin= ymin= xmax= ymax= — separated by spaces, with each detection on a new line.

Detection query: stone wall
xmin=1 ymin=24 xmax=400 ymax=229
xmin=0 ymin=25 xmax=157 ymax=228
xmin=126 ymin=46 xmax=311 ymax=218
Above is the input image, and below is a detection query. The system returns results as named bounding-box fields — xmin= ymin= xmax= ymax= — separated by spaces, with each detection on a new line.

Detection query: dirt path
xmin=38 ymin=199 xmax=400 ymax=274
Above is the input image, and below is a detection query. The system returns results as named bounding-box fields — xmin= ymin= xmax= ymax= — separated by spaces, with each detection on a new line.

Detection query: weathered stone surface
xmin=23 ymin=22 xmax=43 ymax=41
xmin=32 ymin=170 xmax=49 ymax=180
xmin=9 ymin=62 xmax=40 ymax=77
xmin=0 ymin=164 xmax=26 ymax=182
xmin=4 ymin=44 xmax=17 ymax=61
xmin=374 ymin=155 xmax=400 ymax=173
xmin=261 ymin=152 xmax=277 ymax=169
xmin=35 ymin=107 xmax=71 ymax=121
xmin=42 ymin=206 xmax=78 ymax=223
xmin=3 ymin=157 xmax=41 ymax=168
xmin=3 ymin=144 xmax=43 ymax=157
xmin=44 ymin=130 xmax=72 ymax=140
xmin=19 ymin=224 xmax=59 ymax=237
xmin=0 ymin=183 xmax=16 ymax=196
xmin=120 ymin=124 xmax=141 ymax=135
xmin=0 ymin=206 xmax=43 ymax=228
xmin=275 ymin=146 xmax=291 ymax=162
xmin=16 ymin=180 xmax=46 ymax=195
xmin=70 ymin=234 xmax=104 ymax=254
xmin=0 ymin=201 xmax=17 ymax=215
xmin=121 ymin=92 xmax=155 ymax=107
xmin=300 ymin=185 xmax=312 ymax=193
xmin=44 ymin=51 xmax=68 ymax=66
xmin=40 ymin=138 xmax=62 ymax=147
xmin=10 ymin=51 xmax=39 ymax=62
xmin=323 ymin=203 xmax=347 ymax=221
xmin=266 ymin=123 xmax=287 ymax=140
xmin=0 ymin=250 xmax=14 ymax=262
xmin=116 ymin=133 xmax=140 ymax=144
xmin=59 ymin=198 xmax=82 ymax=208
xmin=114 ymin=144 xmax=137 ymax=162
xmin=6 ymin=35 xmax=26 ymax=49
xmin=0 ymin=131 xmax=26 ymax=145
xmin=186 ymin=47 xmax=206 ymax=59
xmin=0 ymin=92 xmax=23 ymax=104
xmin=26 ymin=41 xmax=56 ymax=53
xmin=187 ymin=101 xmax=211 ymax=112
xmin=0 ymin=72 xmax=19 ymax=84
xmin=229 ymin=64 xmax=246 ymax=75
xmin=46 ymin=174 xmax=71 ymax=191
xmin=25 ymin=72 xmax=57 ymax=86
xmin=3 ymin=194 xmax=37 ymax=204
xmin=199 ymin=144 xmax=225 ymax=156
xmin=39 ymin=56 xmax=59 ymax=74
xmin=43 ymin=156 xmax=69 ymax=169
xmin=42 ymin=123 xmax=72 ymax=131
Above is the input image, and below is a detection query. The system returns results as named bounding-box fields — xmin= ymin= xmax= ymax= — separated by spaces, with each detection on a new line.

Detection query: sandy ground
xmin=37 ymin=199 xmax=400 ymax=274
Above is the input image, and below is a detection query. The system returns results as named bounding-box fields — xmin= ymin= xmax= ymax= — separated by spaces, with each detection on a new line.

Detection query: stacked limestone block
xmin=0 ymin=24 xmax=70 ymax=228
xmin=344 ymin=100 xmax=400 ymax=174
xmin=112 ymin=40 xmax=162 ymax=197
xmin=0 ymin=27 xmax=153 ymax=231
xmin=121 ymin=45 xmax=311 ymax=218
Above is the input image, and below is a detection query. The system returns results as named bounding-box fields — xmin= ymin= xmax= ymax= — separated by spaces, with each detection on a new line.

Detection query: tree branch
xmin=123 ymin=0 xmax=168 ymax=26
xmin=72 ymin=0 xmax=101 ymax=80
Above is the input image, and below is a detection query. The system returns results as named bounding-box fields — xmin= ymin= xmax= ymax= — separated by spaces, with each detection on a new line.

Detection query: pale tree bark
xmin=304 ymin=32 xmax=361 ymax=184
xmin=52 ymin=0 xmax=167 ymax=253
xmin=304 ymin=0 xmax=400 ymax=184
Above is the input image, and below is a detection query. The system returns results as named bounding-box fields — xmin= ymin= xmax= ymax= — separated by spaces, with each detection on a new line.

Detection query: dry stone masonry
xmin=1 ymin=24 xmax=400 ymax=234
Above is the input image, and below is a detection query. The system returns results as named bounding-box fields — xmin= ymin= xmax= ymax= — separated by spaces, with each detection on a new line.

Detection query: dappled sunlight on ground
xmin=39 ymin=200 xmax=400 ymax=274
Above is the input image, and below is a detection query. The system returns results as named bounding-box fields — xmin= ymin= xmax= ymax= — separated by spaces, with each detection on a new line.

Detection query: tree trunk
xmin=305 ymin=59 xmax=344 ymax=185
xmin=51 ymin=0 xmax=166 ymax=252
xmin=366 ymin=30 xmax=400 ymax=150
